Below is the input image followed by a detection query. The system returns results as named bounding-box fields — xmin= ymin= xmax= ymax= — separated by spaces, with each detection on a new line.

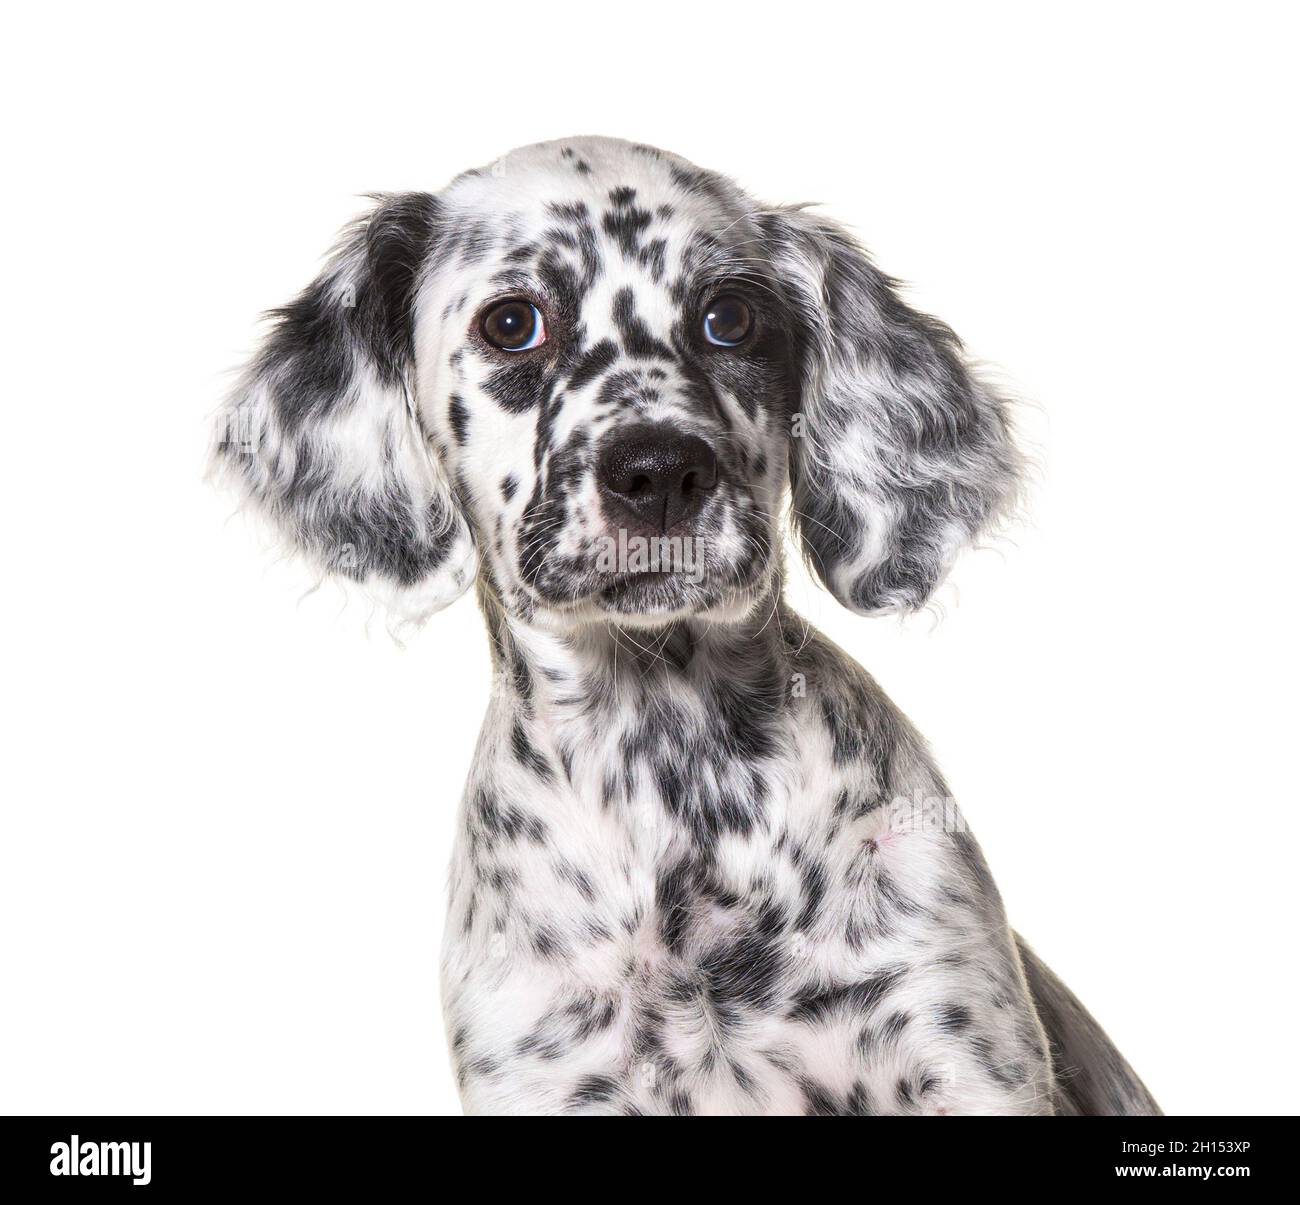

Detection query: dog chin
xmin=562 ymin=573 xmax=765 ymax=630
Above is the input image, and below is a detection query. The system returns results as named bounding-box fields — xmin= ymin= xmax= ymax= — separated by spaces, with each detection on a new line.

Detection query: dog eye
xmin=482 ymin=300 xmax=546 ymax=351
xmin=702 ymin=295 xmax=752 ymax=347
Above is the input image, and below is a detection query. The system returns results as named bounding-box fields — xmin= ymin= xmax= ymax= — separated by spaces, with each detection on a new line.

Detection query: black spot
xmin=638 ymin=237 xmax=668 ymax=282
xmin=800 ymin=1077 xmax=840 ymax=1116
xmin=560 ymin=861 xmax=597 ymax=903
xmin=603 ymin=191 xmax=654 ymax=259
xmin=847 ymin=1081 xmax=875 ymax=1115
xmin=509 ymin=648 xmax=533 ymax=708
xmin=655 ymin=859 xmax=697 ymax=956
xmin=481 ymin=354 xmax=550 ymax=413
xmin=448 ymin=394 xmax=469 ymax=444
xmin=730 ymin=1060 xmax=756 ymax=1095
xmin=876 ymin=868 xmax=925 ymax=919
xmin=532 ymin=925 xmax=564 ymax=960
xmin=566 ymin=339 xmax=619 ymax=393
xmin=793 ymin=846 xmax=828 ymax=932
xmin=470 ymin=787 xmax=547 ymax=844
xmin=668 ymin=1090 xmax=693 ymax=1116
xmin=790 ymin=965 xmax=906 ymax=1023
xmin=511 ymin=720 xmax=554 ymax=782
xmin=568 ymin=1074 xmax=618 ymax=1107
xmin=699 ymin=899 xmax=788 ymax=1010
xmin=612 ymin=288 xmax=672 ymax=359
xmin=547 ymin=199 xmax=591 ymax=224
xmin=880 ymin=1010 xmax=910 ymax=1042
xmin=938 ymin=1003 xmax=973 ymax=1033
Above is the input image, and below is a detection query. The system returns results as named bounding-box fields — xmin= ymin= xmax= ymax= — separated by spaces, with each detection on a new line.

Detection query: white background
xmin=2 ymin=1 xmax=1296 ymax=1116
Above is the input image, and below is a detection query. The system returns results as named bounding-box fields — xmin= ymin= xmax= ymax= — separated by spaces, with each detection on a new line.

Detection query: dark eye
xmin=702 ymin=295 xmax=752 ymax=347
xmin=481 ymin=299 xmax=546 ymax=351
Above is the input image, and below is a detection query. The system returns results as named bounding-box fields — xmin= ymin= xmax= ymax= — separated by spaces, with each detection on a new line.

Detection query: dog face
xmin=213 ymin=137 xmax=1021 ymax=630
xmin=418 ymin=141 xmax=797 ymax=628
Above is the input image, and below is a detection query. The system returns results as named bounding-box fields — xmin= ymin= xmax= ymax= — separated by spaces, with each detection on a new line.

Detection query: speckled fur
xmin=212 ymin=137 xmax=1159 ymax=1116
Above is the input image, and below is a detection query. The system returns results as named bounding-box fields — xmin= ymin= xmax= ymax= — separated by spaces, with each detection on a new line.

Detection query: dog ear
xmin=211 ymin=193 xmax=476 ymax=626
xmin=763 ymin=207 xmax=1023 ymax=615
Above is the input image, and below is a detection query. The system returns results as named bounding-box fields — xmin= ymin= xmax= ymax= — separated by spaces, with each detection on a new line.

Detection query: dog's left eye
xmin=482 ymin=300 xmax=546 ymax=351
xmin=702 ymin=295 xmax=752 ymax=347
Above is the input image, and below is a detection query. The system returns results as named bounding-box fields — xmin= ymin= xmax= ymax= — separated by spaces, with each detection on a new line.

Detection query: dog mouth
xmin=516 ymin=489 xmax=776 ymax=624
xmin=596 ymin=569 xmax=705 ymax=612
xmin=586 ymin=522 xmax=745 ymax=617
xmin=535 ymin=550 xmax=773 ymax=626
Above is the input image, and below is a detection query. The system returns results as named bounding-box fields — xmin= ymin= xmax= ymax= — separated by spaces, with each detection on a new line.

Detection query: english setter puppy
xmin=212 ymin=137 xmax=1159 ymax=1116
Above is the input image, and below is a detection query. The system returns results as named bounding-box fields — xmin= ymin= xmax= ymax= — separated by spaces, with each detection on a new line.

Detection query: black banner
xmin=2 ymin=1115 xmax=1291 ymax=1193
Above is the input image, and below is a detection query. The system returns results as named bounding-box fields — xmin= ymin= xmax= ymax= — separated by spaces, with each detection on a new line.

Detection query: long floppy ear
xmin=764 ymin=207 xmax=1023 ymax=615
xmin=211 ymin=193 xmax=476 ymax=626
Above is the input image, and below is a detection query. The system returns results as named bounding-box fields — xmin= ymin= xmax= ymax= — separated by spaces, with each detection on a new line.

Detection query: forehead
xmin=434 ymin=138 xmax=763 ymax=293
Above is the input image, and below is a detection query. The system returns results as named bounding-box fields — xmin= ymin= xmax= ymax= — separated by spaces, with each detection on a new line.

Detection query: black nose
xmin=597 ymin=423 xmax=719 ymax=533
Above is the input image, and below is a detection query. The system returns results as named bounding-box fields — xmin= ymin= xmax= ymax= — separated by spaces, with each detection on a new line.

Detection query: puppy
xmin=212 ymin=136 xmax=1159 ymax=1116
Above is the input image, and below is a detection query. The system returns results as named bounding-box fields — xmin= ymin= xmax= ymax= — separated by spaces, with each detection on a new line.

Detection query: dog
xmin=211 ymin=136 xmax=1160 ymax=1116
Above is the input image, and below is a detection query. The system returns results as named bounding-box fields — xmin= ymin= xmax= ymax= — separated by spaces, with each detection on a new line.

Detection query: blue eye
xmin=702 ymin=295 xmax=752 ymax=347
xmin=482 ymin=300 xmax=546 ymax=351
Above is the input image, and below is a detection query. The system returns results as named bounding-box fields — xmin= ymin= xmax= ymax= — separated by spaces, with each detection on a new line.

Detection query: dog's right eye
xmin=481 ymin=300 xmax=546 ymax=351
xmin=702 ymin=295 xmax=753 ymax=347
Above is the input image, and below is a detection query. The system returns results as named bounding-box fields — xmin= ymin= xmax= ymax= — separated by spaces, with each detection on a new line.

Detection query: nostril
xmin=687 ymin=449 xmax=719 ymax=493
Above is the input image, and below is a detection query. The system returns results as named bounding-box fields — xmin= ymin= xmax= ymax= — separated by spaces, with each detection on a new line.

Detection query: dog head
xmin=212 ymin=137 xmax=1021 ymax=631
